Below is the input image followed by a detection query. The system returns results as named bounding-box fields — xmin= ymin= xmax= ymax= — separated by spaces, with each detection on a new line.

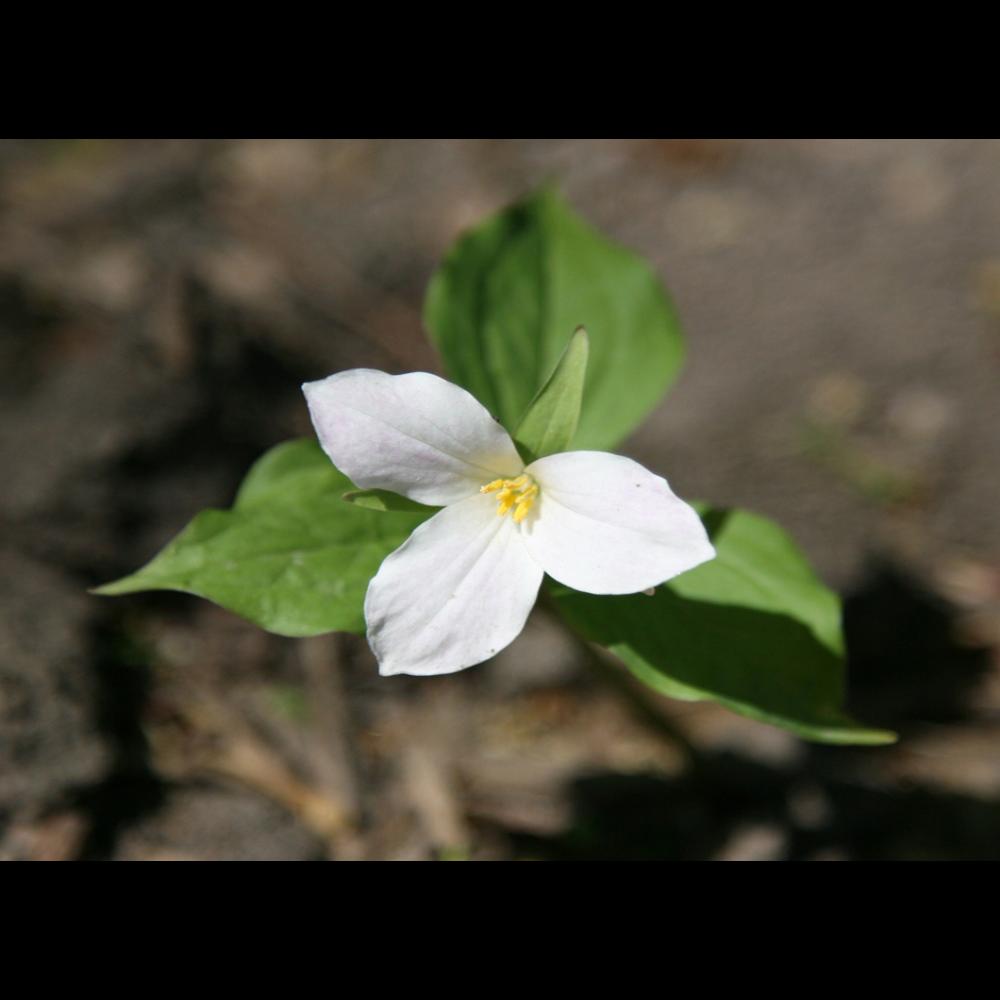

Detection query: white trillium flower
xmin=303 ymin=369 xmax=715 ymax=677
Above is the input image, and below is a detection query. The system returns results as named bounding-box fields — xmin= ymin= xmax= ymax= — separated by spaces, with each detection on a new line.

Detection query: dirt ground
xmin=2 ymin=138 xmax=1000 ymax=860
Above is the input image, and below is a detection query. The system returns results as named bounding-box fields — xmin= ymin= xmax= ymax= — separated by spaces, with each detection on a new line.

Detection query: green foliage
xmin=513 ymin=326 xmax=589 ymax=464
xmin=553 ymin=507 xmax=895 ymax=745
xmin=342 ymin=489 xmax=437 ymax=514
xmin=93 ymin=439 xmax=431 ymax=637
xmin=425 ymin=188 xmax=684 ymax=451
xmin=95 ymin=187 xmax=891 ymax=747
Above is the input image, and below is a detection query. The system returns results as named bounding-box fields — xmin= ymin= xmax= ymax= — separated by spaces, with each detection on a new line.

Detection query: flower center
xmin=480 ymin=474 xmax=539 ymax=524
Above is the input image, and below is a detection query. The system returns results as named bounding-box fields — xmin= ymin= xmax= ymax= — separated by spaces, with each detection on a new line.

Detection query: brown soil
xmin=2 ymin=139 xmax=999 ymax=860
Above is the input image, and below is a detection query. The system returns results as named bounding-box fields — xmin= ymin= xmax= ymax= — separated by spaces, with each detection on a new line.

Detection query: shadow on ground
xmin=508 ymin=560 xmax=998 ymax=861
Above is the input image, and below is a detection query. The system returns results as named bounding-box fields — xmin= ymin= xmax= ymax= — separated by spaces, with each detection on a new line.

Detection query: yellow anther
xmin=496 ymin=491 xmax=518 ymax=516
xmin=481 ymin=474 xmax=538 ymax=523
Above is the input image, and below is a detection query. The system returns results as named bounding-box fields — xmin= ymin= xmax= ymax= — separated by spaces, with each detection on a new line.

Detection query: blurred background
xmin=2 ymin=138 xmax=999 ymax=860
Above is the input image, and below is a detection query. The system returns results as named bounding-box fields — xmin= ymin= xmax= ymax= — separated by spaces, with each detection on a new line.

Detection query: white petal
xmin=303 ymin=369 xmax=523 ymax=505
xmin=364 ymin=493 xmax=544 ymax=676
xmin=522 ymin=451 xmax=715 ymax=595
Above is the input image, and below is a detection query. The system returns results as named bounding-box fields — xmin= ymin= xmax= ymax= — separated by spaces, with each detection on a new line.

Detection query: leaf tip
xmin=863 ymin=728 xmax=900 ymax=746
xmin=89 ymin=577 xmax=133 ymax=597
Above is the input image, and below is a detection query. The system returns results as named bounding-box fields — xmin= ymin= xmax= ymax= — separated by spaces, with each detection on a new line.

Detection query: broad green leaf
xmin=424 ymin=188 xmax=684 ymax=451
xmin=552 ymin=507 xmax=896 ymax=745
xmin=342 ymin=488 xmax=437 ymax=514
xmin=513 ymin=326 xmax=589 ymax=464
xmin=94 ymin=438 xmax=432 ymax=637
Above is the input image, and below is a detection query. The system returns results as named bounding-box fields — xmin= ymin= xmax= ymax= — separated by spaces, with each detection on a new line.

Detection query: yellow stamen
xmin=497 ymin=490 xmax=518 ymax=516
xmin=481 ymin=474 xmax=539 ymax=523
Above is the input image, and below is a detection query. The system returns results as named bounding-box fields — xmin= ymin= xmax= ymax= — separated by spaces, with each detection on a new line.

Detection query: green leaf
xmin=93 ymin=438 xmax=432 ymax=637
xmin=342 ymin=488 xmax=438 ymax=514
xmin=512 ymin=326 xmax=589 ymax=464
xmin=551 ymin=507 xmax=896 ymax=746
xmin=424 ymin=188 xmax=684 ymax=451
